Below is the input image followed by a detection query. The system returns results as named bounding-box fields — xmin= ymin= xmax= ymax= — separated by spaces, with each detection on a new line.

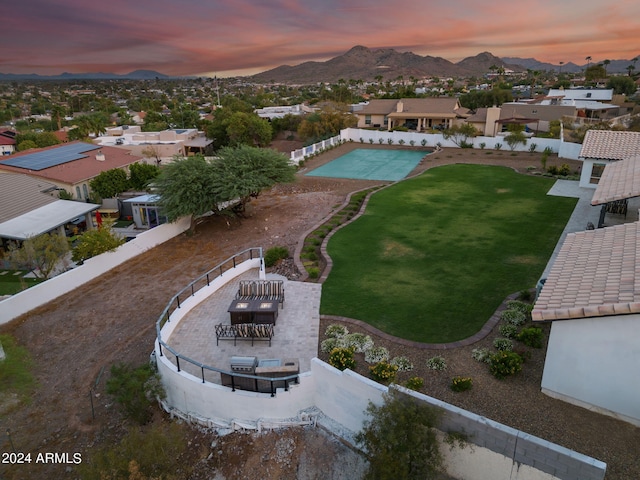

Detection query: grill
xmin=230 ymin=356 xmax=258 ymax=373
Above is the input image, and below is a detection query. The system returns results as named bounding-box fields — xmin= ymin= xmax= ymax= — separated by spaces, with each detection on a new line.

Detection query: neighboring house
xmin=0 ymin=141 xmax=143 ymax=201
xmin=0 ymin=174 xmax=99 ymax=248
xmin=254 ymin=103 xmax=315 ymax=120
xmin=543 ymin=88 xmax=619 ymax=121
xmin=532 ymin=221 xmax=640 ymax=427
xmin=95 ymin=126 xmax=213 ymax=162
xmin=497 ymin=102 xmax=576 ymax=134
xmin=578 ymin=130 xmax=640 ymax=188
xmin=0 ymin=128 xmax=17 ymax=155
xmin=355 ymin=98 xmax=468 ymax=131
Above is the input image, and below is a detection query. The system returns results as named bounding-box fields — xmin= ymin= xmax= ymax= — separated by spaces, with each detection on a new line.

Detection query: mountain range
xmin=1 ymin=46 xmax=637 ymax=82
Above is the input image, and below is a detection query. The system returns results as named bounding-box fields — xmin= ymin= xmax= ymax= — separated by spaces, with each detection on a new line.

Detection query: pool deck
xmin=165 ymin=270 xmax=322 ymax=382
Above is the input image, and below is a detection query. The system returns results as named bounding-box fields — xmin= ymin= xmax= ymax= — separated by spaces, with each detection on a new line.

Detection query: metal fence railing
xmin=155 ymin=247 xmax=299 ymax=396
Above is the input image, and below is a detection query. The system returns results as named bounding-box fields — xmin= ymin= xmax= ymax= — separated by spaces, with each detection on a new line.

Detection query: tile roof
xmin=591 ymin=156 xmax=640 ymax=205
xmin=532 ymin=221 xmax=640 ymax=321
xmin=579 ymin=130 xmax=640 ymax=160
xmin=0 ymin=141 xmax=142 ymax=184
xmin=357 ymin=98 xmax=463 ymax=116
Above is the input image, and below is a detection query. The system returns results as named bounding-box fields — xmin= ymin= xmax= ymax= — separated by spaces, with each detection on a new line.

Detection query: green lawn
xmin=320 ymin=164 xmax=577 ymax=343
xmin=0 ymin=269 xmax=42 ymax=295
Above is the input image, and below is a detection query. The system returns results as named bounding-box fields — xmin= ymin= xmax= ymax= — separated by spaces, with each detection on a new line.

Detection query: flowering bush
xmin=364 ymin=346 xmax=390 ymax=364
xmin=471 ymin=347 xmax=492 ymax=364
xmin=369 ymin=361 xmax=399 ymax=384
xmin=506 ymin=300 xmax=533 ymax=315
xmin=517 ymin=327 xmax=544 ymax=348
xmin=342 ymin=333 xmax=374 ymax=353
xmin=325 ymin=324 xmax=349 ymax=339
xmin=499 ymin=323 xmax=519 ymax=339
xmin=493 ymin=337 xmax=513 ymax=351
xmin=426 ymin=356 xmax=446 ymax=371
xmin=390 ymin=356 xmax=414 ymax=372
xmin=500 ymin=309 xmax=527 ymax=326
xmin=320 ymin=337 xmax=342 ymax=354
xmin=328 ymin=347 xmax=356 ymax=371
xmin=405 ymin=377 xmax=424 ymax=391
xmin=450 ymin=376 xmax=473 ymax=392
xmin=489 ymin=351 xmax=523 ymax=379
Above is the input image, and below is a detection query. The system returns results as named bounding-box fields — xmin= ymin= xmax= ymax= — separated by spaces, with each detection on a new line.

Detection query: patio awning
xmin=591 ymin=156 xmax=640 ymax=206
xmin=0 ymin=200 xmax=100 ymax=240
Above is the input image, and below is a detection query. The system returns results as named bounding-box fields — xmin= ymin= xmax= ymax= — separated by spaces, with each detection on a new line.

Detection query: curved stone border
xmin=321 ymin=291 xmax=521 ymax=350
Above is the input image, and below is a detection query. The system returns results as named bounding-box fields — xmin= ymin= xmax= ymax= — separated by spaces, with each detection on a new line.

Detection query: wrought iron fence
xmin=154 ymin=247 xmax=299 ymax=396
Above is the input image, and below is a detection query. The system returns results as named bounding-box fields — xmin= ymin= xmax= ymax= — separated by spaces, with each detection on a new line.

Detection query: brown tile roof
xmin=579 ymin=130 xmax=640 ymax=160
xmin=591 ymin=156 xmax=640 ymax=205
xmin=0 ymin=141 xmax=142 ymax=184
xmin=358 ymin=98 xmax=463 ymax=117
xmin=532 ymin=221 xmax=640 ymax=321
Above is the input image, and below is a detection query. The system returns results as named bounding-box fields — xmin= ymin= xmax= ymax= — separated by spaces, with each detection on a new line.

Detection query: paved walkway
xmin=166 ymin=270 xmax=321 ymax=381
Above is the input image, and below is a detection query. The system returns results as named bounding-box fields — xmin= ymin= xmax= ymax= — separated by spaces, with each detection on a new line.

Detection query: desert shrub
xmin=264 ymin=246 xmax=289 ymax=267
xmin=493 ymin=337 xmax=514 ymax=351
xmin=356 ymin=391 xmax=442 ymax=479
xmin=489 ymin=351 xmax=523 ymax=379
xmin=529 ymin=143 xmax=537 ymax=153
xmin=320 ymin=337 xmax=341 ymax=353
xmin=301 ymin=251 xmax=318 ymax=261
xmin=547 ymin=165 xmax=559 ymax=175
xmin=421 ymin=139 xmax=428 ymax=147
xmin=450 ymin=376 xmax=473 ymax=392
xmin=518 ymin=289 xmax=534 ymax=302
xmin=426 ymin=356 xmax=446 ymax=371
xmin=471 ymin=347 xmax=492 ymax=364
xmin=558 ymin=163 xmax=571 ymax=176
xmin=505 ymin=300 xmax=533 ymax=315
xmin=106 ymin=363 xmax=165 ymax=425
xmin=405 ymin=377 xmax=424 ymax=391
xmin=369 ymin=361 xmax=399 ymax=384
xmin=479 ymin=142 xmax=486 ymax=149
xmin=387 ymin=138 xmax=393 ymax=145
xmin=325 ymin=324 xmax=349 ymax=338
xmin=517 ymin=327 xmax=544 ymax=348
xmin=328 ymin=347 xmax=356 ymax=371
xmin=390 ymin=356 xmax=414 ymax=372
xmin=365 ymin=346 xmax=390 ymax=364
xmin=494 ymin=143 xmax=502 ymax=150
xmin=342 ymin=333 xmax=374 ymax=353
xmin=500 ymin=309 xmax=527 ymax=326
xmin=499 ymin=323 xmax=519 ymax=339
xmin=306 ymin=266 xmax=320 ymax=279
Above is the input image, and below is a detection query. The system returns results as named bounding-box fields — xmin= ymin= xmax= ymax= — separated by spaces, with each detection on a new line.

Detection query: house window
xmin=76 ymin=186 xmax=82 ymax=199
xmin=365 ymin=115 xmax=372 ymax=125
xmin=82 ymin=184 xmax=89 ymax=199
xmin=590 ymin=163 xmax=606 ymax=184
xmin=586 ymin=93 xmax=592 ymax=98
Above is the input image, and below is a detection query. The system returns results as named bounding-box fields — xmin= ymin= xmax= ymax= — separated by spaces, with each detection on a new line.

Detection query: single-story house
xmin=0 ymin=141 xmax=143 ymax=201
xmin=0 ymin=174 xmax=99 ymax=248
xmin=578 ymin=130 xmax=640 ymax=188
xmin=0 ymin=128 xmax=17 ymax=156
xmin=532 ymin=221 xmax=640 ymax=427
xmin=355 ymin=98 xmax=469 ymax=131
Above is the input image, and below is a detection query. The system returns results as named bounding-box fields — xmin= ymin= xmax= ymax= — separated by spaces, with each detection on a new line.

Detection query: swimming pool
xmin=304 ymin=148 xmax=431 ymax=181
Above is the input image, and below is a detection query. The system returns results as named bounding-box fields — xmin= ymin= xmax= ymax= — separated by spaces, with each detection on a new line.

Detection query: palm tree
xmin=558 ymin=61 xmax=564 ymax=75
xmin=627 ymin=64 xmax=636 ymax=77
xmin=585 ymin=56 xmax=592 ymax=71
xmin=603 ymin=59 xmax=611 ymax=77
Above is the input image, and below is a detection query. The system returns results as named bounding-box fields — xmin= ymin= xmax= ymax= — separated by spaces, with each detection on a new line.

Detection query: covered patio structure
xmin=590 ymin=155 xmax=640 ymax=227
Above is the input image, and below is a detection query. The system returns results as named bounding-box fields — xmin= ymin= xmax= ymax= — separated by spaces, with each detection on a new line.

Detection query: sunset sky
xmin=3 ymin=0 xmax=639 ymax=77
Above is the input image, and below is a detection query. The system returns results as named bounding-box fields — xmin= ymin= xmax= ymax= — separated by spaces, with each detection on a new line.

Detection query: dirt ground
xmin=1 ymin=143 xmax=638 ymax=480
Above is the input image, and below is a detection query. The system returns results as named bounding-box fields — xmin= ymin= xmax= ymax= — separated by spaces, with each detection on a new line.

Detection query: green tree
xmin=297 ymin=109 xmax=357 ymax=143
xmin=226 ymin=111 xmax=273 ymax=147
xmin=585 ymin=64 xmax=606 ymax=82
xmin=89 ymin=168 xmax=129 ymax=199
xmin=154 ymin=155 xmax=224 ymax=232
xmin=212 ymin=145 xmax=296 ymax=215
xmin=441 ymin=123 xmax=478 ymax=147
xmin=607 ymin=76 xmax=636 ymax=96
xmin=356 ymin=390 xmax=442 ymax=480
xmin=106 ymin=362 xmax=165 ymax=425
xmin=504 ymin=124 xmax=528 ymax=151
xmin=8 ymin=232 xmax=70 ymax=279
xmin=34 ymin=131 xmax=60 ymax=148
xmin=71 ymin=220 xmax=125 ymax=263
xmin=129 ymin=162 xmax=160 ymax=190
xmin=17 ymin=140 xmax=37 ymax=151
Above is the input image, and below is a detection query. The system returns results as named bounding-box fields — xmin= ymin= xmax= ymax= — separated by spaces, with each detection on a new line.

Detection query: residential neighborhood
xmin=1 ymin=49 xmax=640 ymax=480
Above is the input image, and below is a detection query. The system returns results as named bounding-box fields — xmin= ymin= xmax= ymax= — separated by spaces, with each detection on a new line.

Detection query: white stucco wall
xmin=578 ymin=159 xmax=613 ymax=188
xmin=541 ymin=315 xmax=640 ymax=426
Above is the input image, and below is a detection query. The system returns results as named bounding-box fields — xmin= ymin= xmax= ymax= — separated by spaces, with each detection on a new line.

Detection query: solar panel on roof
xmin=0 ymin=143 xmax=101 ymax=171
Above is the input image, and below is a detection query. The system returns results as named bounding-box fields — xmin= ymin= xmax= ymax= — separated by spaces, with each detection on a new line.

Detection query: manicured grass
xmin=0 ymin=269 xmax=42 ymax=295
xmin=321 ymin=164 xmax=577 ymax=343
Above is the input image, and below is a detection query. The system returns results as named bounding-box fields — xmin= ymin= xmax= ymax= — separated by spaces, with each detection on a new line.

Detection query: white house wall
xmin=541 ymin=315 xmax=640 ymax=426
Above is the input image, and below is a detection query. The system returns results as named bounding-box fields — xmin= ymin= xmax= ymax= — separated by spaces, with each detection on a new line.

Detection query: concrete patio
xmin=165 ymin=269 xmax=322 ymax=383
